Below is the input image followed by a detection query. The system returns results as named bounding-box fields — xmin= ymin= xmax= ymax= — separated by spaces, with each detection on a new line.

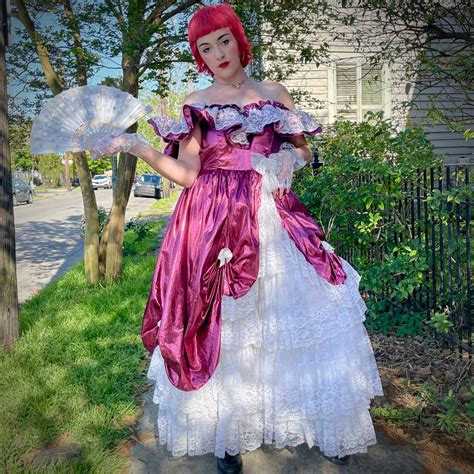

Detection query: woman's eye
xmin=202 ymin=47 xmax=210 ymax=53
xmin=222 ymin=39 xmax=230 ymax=45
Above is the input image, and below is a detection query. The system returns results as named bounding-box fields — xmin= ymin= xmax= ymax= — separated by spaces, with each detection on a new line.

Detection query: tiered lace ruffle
xmin=147 ymin=100 xmax=322 ymax=146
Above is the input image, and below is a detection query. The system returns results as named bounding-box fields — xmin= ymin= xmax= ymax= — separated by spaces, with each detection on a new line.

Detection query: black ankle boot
xmin=216 ymin=452 xmax=243 ymax=474
xmin=324 ymin=454 xmax=350 ymax=465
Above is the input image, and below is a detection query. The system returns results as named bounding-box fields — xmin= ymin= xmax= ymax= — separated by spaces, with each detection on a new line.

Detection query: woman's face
xmin=196 ymin=27 xmax=243 ymax=78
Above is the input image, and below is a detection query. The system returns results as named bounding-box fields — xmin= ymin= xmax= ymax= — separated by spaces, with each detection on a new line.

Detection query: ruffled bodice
xmin=147 ymin=100 xmax=322 ymax=171
xmin=142 ymin=100 xmax=347 ymax=392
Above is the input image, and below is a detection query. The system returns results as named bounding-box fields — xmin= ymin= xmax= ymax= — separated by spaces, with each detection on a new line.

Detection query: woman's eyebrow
xmin=198 ymin=33 xmax=230 ymax=48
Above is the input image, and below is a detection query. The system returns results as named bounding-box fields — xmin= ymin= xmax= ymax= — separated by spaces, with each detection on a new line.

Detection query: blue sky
xmin=7 ymin=7 xmax=211 ymax=117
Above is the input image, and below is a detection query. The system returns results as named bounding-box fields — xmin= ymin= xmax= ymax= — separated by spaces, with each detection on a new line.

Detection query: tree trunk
xmin=104 ymin=148 xmax=137 ymax=282
xmin=0 ymin=0 xmax=19 ymax=350
xmin=71 ymin=151 xmax=99 ymax=284
xmin=103 ymin=62 xmax=139 ymax=282
xmin=162 ymin=177 xmax=170 ymax=198
xmin=159 ymin=98 xmax=170 ymax=198
xmin=98 ymin=212 xmax=110 ymax=276
xmin=13 ymin=0 xmax=101 ymax=283
xmin=64 ymin=153 xmax=71 ymax=191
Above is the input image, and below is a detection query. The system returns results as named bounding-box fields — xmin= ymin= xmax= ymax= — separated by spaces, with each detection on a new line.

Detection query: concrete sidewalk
xmin=124 ymin=385 xmax=448 ymax=474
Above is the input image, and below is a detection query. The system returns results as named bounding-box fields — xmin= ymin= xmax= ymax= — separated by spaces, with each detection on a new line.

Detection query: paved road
xmin=13 ymin=188 xmax=156 ymax=304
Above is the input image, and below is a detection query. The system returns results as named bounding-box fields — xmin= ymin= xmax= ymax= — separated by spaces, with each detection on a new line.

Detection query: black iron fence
xmin=417 ymin=164 xmax=472 ymax=357
xmin=344 ymin=164 xmax=472 ymax=357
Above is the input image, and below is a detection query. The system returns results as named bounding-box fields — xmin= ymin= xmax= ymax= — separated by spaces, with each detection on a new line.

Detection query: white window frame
xmin=328 ymin=59 xmax=391 ymax=123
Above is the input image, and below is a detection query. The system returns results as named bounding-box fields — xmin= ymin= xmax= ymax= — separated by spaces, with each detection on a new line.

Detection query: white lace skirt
xmin=147 ymin=186 xmax=384 ymax=459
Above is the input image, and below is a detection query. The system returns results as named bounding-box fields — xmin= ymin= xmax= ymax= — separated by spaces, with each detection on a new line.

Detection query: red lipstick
xmin=218 ymin=62 xmax=230 ymax=68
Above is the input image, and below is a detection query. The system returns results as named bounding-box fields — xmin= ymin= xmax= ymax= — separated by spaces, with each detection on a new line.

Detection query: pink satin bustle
xmin=141 ymin=100 xmax=347 ymax=392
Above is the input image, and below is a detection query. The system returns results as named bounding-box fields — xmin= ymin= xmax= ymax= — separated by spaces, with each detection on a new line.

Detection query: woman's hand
xmin=250 ymin=149 xmax=301 ymax=197
xmin=270 ymin=147 xmax=304 ymax=197
xmin=89 ymin=133 xmax=149 ymax=159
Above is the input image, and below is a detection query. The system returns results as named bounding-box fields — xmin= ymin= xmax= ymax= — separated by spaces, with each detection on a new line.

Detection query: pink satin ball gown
xmin=141 ymin=99 xmax=384 ymax=459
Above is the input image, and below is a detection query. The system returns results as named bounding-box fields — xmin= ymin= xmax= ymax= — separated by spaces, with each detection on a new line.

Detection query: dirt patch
xmin=370 ymin=330 xmax=473 ymax=473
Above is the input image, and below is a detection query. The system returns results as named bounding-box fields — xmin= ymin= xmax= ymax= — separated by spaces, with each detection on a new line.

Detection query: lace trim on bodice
xmin=147 ymin=100 xmax=322 ymax=144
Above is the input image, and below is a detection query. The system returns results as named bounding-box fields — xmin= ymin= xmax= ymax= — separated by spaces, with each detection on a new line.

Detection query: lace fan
xmin=30 ymin=85 xmax=152 ymax=155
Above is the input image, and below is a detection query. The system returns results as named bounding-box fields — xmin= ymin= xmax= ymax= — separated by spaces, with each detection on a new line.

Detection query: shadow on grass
xmin=0 ymin=220 xmax=166 ymax=473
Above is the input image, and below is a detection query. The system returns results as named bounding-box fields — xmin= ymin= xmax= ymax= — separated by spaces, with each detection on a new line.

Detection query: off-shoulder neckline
xmin=186 ymin=99 xmax=290 ymax=112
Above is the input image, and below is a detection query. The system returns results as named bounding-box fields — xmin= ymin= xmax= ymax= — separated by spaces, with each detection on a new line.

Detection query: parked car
xmin=12 ymin=177 xmax=33 ymax=205
xmin=133 ymin=175 xmax=140 ymax=185
xmin=71 ymin=176 xmax=80 ymax=187
xmin=91 ymin=174 xmax=112 ymax=190
xmin=134 ymin=174 xmax=162 ymax=198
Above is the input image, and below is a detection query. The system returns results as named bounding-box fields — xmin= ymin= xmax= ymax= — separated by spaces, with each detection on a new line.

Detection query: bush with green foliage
xmin=295 ymin=112 xmax=449 ymax=336
xmin=80 ymin=207 xmax=109 ymax=238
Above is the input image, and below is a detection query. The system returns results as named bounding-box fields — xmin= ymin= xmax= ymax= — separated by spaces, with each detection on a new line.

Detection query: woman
xmin=91 ymin=3 xmax=383 ymax=472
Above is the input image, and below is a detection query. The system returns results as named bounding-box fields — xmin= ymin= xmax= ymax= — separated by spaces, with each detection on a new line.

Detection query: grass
xmin=0 ymin=219 xmax=168 ymax=473
xmin=137 ymin=188 xmax=182 ymax=218
xmin=33 ymin=186 xmax=81 ymax=200
xmin=34 ymin=185 xmax=69 ymax=192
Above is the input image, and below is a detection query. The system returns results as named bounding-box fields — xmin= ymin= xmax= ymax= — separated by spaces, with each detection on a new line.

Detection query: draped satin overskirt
xmin=142 ymin=169 xmax=262 ymax=391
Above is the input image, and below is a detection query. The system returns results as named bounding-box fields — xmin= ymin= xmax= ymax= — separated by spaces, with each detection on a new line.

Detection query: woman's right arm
xmin=130 ymin=123 xmax=201 ymax=189
xmin=90 ymin=92 xmax=203 ymax=188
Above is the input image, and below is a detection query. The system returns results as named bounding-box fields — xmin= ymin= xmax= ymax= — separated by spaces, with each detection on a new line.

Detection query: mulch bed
xmin=370 ymin=330 xmax=473 ymax=473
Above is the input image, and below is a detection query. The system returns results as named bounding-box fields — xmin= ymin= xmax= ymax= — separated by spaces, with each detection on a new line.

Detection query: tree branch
xmin=145 ymin=0 xmax=176 ymax=25
xmin=11 ymin=0 xmax=64 ymax=95
xmin=161 ymin=0 xmax=200 ymax=24
xmin=425 ymin=22 xmax=474 ymax=44
xmin=104 ymin=0 xmax=126 ymax=30
xmin=60 ymin=0 xmax=88 ymax=85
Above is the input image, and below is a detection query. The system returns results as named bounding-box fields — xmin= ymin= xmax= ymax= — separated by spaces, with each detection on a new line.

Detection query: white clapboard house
xmin=255 ymin=25 xmax=473 ymax=166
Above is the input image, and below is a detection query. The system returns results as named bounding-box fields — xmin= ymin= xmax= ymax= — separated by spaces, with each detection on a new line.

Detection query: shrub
xmin=80 ymin=206 xmax=109 ymax=238
xmin=295 ymin=112 xmax=445 ymax=335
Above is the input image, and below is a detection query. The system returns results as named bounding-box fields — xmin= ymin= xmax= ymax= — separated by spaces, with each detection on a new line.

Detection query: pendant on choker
xmin=214 ymin=76 xmax=248 ymax=89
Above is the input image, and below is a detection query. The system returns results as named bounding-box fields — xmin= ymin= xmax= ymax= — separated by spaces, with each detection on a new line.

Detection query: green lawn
xmin=0 ymin=220 xmax=167 ymax=473
xmin=33 ymin=185 xmax=80 ymax=193
xmin=137 ymin=188 xmax=182 ymax=218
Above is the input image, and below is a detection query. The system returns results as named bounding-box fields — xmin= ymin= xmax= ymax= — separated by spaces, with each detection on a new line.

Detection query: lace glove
xmin=276 ymin=143 xmax=307 ymax=189
xmin=251 ymin=143 xmax=307 ymax=193
xmin=89 ymin=132 xmax=149 ymax=159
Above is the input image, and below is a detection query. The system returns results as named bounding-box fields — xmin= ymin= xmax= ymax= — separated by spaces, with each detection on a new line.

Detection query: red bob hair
xmin=188 ymin=3 xmax=253 ymax=76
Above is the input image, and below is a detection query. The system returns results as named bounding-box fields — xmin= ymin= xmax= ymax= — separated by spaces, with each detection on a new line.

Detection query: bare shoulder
xmin=182 ymin=85 xmax=215 ymax=106
xmin=180 ymin=90 xmax=206 ymax=128
xmin=260 ymin=80 xmax=295 ymax=108
xmin=183 ymin=89 xmax=205 ymax=105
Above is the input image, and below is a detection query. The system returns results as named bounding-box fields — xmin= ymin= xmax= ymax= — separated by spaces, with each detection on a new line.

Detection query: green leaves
xmin=428 ymin=310 xmax=454 ymax=334
xmin=294 ymin=113 xmax=455 ymax=338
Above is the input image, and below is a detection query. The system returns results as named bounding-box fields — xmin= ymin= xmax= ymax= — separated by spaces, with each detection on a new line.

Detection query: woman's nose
xmin=215 ymin=46 xmax=225 ymax=60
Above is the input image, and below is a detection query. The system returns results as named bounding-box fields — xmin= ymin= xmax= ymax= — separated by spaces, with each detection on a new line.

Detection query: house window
xmin=335 ymin=62 xmax=384 ymax=121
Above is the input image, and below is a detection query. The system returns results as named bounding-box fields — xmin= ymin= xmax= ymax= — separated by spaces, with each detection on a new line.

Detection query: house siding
xmin=265 ymin=38 xmax=473 ymax=165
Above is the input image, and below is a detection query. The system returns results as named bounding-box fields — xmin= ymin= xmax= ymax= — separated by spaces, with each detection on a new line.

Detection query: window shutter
xmin=362 ymin=64 xmax=383 ymax=116
xmin=336 ymin=64 xmax=358 ymax=121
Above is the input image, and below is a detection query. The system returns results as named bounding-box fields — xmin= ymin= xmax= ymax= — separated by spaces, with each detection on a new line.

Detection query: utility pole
xmin=0 ymin=0 xmax=19 ymax=350
xmin=64 ymin=151 xmax=71 ymax=191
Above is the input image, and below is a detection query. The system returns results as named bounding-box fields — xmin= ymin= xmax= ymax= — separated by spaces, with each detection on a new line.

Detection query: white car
xmin=92 ymin=174 xmax=111 ymax=190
